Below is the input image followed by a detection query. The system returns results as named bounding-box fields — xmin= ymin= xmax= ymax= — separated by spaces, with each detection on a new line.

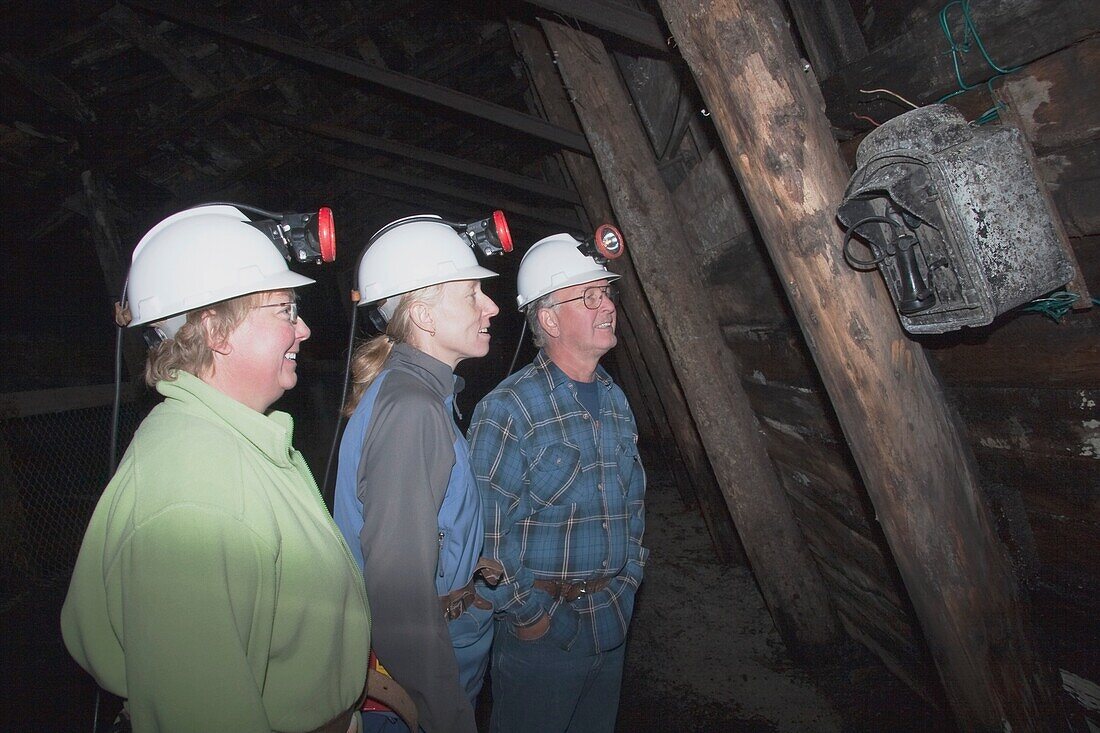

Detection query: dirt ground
xmin=611 ymin=462 xmax=952 ymax=733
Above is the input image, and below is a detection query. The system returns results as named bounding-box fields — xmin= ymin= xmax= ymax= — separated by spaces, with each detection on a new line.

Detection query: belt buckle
xmin=444 ymin=595 xmax=466 ymax=621
xmin=575 ymin=580 xmax=588 ymax=598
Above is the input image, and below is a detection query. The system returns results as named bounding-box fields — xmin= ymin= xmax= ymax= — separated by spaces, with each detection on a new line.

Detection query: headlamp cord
xmin=506 ymin=319 xmax=528 ymax=377
xmin=321 ymin=305 xmax=359 ymax=498
xmin=97 ymin=279 xmax=128 ymax=732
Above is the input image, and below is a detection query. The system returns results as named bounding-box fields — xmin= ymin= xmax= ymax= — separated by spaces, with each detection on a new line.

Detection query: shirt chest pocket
xmin=528 ymin=442 xmax=583 ymax=507
xmin=615 ymin=437 xmax=641 ymax=496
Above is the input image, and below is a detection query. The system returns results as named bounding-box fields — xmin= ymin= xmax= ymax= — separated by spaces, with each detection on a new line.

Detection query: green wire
xmin=1019 ymin=292 xmax=1100 ymax=323
xmin=936 ymin=1 xmax=1022 ymax=105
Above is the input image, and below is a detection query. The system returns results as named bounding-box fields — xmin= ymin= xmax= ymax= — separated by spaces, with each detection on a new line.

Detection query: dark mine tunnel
xmin=2 ymin=1 xmax=1098 ymax=731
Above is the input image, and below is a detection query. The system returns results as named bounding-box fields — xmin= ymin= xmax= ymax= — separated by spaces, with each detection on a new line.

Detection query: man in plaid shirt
xmin=468 ymin=233 xmax=647 ymax=732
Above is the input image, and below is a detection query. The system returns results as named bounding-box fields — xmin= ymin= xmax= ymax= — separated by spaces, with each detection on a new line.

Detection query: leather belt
xmin=532 ymin=578 xmax=611 ymax=603
xmin=439 ymin=556 xmax=503 ymax=620
xmin=440 ymin=582 xmax=492 ymax=620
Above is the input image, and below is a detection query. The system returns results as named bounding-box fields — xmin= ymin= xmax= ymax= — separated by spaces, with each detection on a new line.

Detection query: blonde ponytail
xmin=343 ymin=283 xmax=445 ymax=415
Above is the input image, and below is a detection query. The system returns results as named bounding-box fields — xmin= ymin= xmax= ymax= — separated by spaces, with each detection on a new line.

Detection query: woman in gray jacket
xmin=334 ymin=215 xmax=502 ymax=733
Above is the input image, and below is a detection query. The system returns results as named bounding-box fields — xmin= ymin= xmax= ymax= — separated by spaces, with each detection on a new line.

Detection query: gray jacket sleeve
xmin=357 ymin=375 xmax=475 ymax=733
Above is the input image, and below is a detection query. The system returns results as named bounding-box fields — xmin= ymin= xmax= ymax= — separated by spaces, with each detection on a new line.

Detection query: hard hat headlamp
xmin=243 ymin=205 xmax=337 ymax=265
xmin=463 ymin=210 xmax=514 ymax=256
xmin=577 ymin=223 xmax=625 ymax=265
xmin=367 ymin=209 xmax=513 ymax=258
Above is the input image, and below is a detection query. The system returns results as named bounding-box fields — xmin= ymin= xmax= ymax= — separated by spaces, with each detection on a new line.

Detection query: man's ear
xmin=537 ymin=307 xmax=559 ymax=339
xmin=408 ymin=300 xmax=436 ymax=335
xmin=202 ymin=310 xmax=232 ymax=355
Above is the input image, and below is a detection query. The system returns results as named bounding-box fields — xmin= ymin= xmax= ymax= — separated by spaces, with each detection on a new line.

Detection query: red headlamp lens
xmin=317 ymin=207 xmax=336 ymax=262
xmin=492 ymin=210 xmax=513 ymax=252
xmin=594 ymin=224 xmax=623 ymax=259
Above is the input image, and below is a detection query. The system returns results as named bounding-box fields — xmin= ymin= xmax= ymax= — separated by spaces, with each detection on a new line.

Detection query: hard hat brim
xmin=357 ymin=264 xmax=498 ymax=307
xmin=517 ymin=269 xmax=620 ymax=310
xmin=129 ymin=269 xmax=315 ymax=327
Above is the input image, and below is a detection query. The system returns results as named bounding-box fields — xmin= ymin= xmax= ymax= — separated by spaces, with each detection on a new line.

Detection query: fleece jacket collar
xmin=156 ymin=371 xmax=295 ymax=467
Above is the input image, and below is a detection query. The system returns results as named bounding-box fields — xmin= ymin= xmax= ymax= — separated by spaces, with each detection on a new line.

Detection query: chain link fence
xmin=1 ymin=384 xmax=147 ymax=611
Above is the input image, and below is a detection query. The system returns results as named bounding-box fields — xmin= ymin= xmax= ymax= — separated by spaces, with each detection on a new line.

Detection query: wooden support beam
xmin=658 ymin=0 xmax=1070 ymax=728
xmin=314 ymin=151 xmax=579 ymax=230
xmin=819 ymin=0 xmax=1100 ymax=130
xmin=122 ymin=0 xmax=592 ymax=154
xmin=511 ymin=20 xmax=742 ymax=563
xmin=521 ymin=0 xmax=670 ymax=54
xmin=614 ymin=302 xmax=695 ymax=506
xmin=783 ymin=0 xmax=867 ymax=80
xmin=244 ymin=109 xmax=582 ymax=206
xmin=541 ymin=19 xmax=840 ymax=649
xmin=101 ymin=3 xmax=220 ymax=98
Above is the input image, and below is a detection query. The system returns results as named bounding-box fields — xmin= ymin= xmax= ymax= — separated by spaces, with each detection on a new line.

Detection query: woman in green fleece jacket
xmin=61 ymin=205 xmax=371 ymax=733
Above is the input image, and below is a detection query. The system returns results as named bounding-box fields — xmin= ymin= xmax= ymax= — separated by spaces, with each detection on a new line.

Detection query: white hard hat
xmin=357 ymin=215 xmax=498 ymax=320
xmin=127 ymin=205 xmax=314 ymax=338
xmin=516 ymin=233 xmax=620 ymax=310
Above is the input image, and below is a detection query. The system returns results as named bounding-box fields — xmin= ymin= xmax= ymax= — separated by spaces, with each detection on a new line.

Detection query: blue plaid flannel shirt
xmin=468 ymin=350 xmax=648 ymax=655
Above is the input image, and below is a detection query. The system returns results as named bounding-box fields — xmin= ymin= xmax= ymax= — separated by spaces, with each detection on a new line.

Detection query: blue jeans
xmin=489 ymin=620 xmax=626 ymax=733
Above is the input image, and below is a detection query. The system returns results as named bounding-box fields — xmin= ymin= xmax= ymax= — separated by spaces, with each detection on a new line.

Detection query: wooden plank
xmin=927 ymin=313 xmax=1100 ymax=389
xmin=1043 ymin=141 xmax=1100 ymax=239
xmin=510 ymin=19 xmax=743 ymax=563
xmin=244 ymin=109 xmax=583 ymax=205
xmin=0 ymin=52 xmax=96 ymax=123
xmin=818 ymin=0 xmax=1100 ymax=131
xmin=767 ymin=437 xmax=874 ymax=537
xmin=784 ymin=477 xmax=903 ymax=609
xmin=722 ymin=323 xmax=820 ymax=389
xmin=521 ymin=0 xmax=669 ymax=53
xmin=542 ymin=17 xmax=841 ymax=651
xmin=671 ymin=147 xmax=794 ymax=326
xmin=0 ymin=382 xmax=139 ymax=419
xmin=123 ymin=0 xmax=592 ymax=154
xmin=949 ymin=386 xmax=1100 ymax=462
xmin=742 ymin=379 xmax=844 ymax=444
xmin=808 ymin=547 xmax=920 ymax=661
xmin=314 ymin=151 xmax=580 ymax=230
xmin=834 ymin=607 xmax=944 ymax=709
xmin=608 ymin=313 xmax=660 ymax=446
xmin=101 ymin=3 xmax=220 ymax=98
xmin=660 ymin=0 xmax=1068 ymax=727
xmin=1026 ymin=507 xmax=1100 ymax=592
xmin=784 ymin=0 xmax=868 ymax=81
xmin=998 ymin=38 xmax=1100 ymax=153
xmin=996 ymin=64 xmax=1092 ymax=308
xmin=971 ymin=448 xmax=1099 ymax=600
xmin=976 ymin=450 xmax=1100 ymax=519
xmin=615 ymin=309 xmax=698 ymax=507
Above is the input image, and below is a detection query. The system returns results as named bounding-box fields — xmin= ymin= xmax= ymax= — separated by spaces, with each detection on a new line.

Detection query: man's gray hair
xmin=525 ymin=292 xmax=558 ymax=348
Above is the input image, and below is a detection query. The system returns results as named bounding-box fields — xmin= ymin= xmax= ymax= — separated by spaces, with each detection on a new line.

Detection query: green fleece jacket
xmin=61 ymin=372 xmax=371 ymax=733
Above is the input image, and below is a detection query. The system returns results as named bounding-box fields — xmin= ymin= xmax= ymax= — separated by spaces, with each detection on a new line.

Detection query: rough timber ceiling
xmin=0 ymin=0 xmax=605 ymax=255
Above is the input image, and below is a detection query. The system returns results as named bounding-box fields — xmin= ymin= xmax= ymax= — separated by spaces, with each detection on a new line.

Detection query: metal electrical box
xmin=837 ymin=104 xmax=1075 ymax=334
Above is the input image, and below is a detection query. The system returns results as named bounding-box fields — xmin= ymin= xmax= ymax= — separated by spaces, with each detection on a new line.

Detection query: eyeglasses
xmin=256 ymin=300 xmax=299 ymax=324
xmin=548 ymin=284 xmax=618 ymax=310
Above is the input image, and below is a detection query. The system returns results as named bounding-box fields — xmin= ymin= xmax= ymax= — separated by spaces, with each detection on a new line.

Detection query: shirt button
xmin=601 ymin=561 xmax=607 ymax=568
xmin=601 ymin=521 xmax=607 ymax=528
xmin=597 ymin=483 xmax=604 ymax=491
xmin=582 ymin=414 xmax=590 ymax=421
